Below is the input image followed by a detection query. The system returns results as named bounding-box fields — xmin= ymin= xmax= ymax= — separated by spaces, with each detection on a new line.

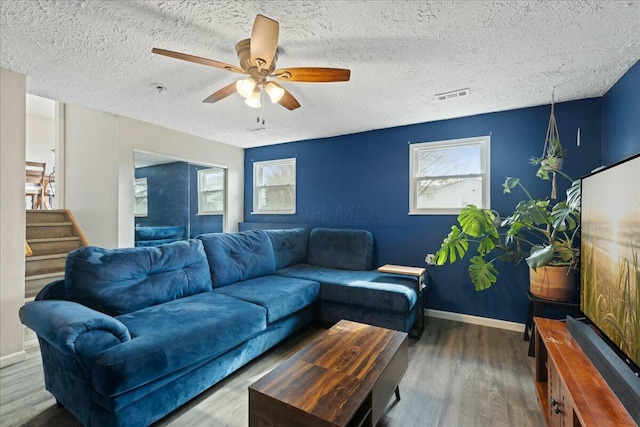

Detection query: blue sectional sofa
xmin=19 ymin=227 xmax=419 ymax=427
xmin=134 ymin=225 xmax=185 ymax=247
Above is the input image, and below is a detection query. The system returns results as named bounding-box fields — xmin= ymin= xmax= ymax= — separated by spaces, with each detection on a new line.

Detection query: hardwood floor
xmin=0 ymin=318 xmax=544 ymax=427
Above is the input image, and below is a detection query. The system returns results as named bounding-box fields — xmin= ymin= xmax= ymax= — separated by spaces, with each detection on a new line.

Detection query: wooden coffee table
xmin=249 ymin=320 xmax=408 ymax=427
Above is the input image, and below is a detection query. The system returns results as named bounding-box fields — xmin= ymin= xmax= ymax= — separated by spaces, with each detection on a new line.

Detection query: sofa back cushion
xmin=65 ymin=239 xmax=212 ymax=316
xmin=264 ymin=228 xmax=310 ymax=269
xmin=197 ymin=230 xmax=276 ymax=287
xmin=307 ymin=228 xmax=374 ymax=271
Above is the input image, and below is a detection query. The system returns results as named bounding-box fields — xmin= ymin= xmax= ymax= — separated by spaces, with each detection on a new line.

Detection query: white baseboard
xmin=426 ymin=309 xmax=525 ymax=333
xmin=0 ymin=350 xmax=26 ymax=368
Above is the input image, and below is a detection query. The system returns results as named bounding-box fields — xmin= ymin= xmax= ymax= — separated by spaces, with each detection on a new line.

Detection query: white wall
xmin=62 ymin=108 xmax=244 ymax=249
xmin=0 ymin=68 xmax=26 ymax=367
xmin=26 ymin=114 xmax=55 ymax=175
xmin=117 ymin=116 xmax=244 ymax=247
xmin=64 ymin=104 xmax=120 ymax=248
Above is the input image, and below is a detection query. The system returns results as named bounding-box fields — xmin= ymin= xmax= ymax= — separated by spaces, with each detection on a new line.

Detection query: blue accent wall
xmin=244 ymin=99 xmax=603 ymax=323
xmin=602 ymin=60 xmax=640 ymax=165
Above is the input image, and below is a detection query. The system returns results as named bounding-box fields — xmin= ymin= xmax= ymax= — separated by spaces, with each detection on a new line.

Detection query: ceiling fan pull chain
xmin=261 ymin=90 xmax=266 ymax=124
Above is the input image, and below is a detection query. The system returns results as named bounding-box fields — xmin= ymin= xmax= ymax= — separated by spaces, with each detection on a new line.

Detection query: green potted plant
xmin=434 ymin=169 xmax=581 ymax=300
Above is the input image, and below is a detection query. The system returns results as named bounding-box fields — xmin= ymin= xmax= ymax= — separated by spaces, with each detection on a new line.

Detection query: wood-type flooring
xmin=0 ymin=317 xmax=544 ymax=427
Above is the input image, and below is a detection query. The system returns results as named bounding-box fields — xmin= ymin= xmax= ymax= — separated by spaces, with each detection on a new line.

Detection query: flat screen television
xmin=580 ymin=152 xmax=640 ymax=376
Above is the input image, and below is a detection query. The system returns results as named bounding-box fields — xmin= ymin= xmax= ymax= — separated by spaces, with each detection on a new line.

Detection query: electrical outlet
xmin=425 ymin=254 xmax=435 ymax=265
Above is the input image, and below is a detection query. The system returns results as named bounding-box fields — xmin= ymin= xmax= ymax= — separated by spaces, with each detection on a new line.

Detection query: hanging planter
xmin=531 ymin=89 xmax=567 ymax=199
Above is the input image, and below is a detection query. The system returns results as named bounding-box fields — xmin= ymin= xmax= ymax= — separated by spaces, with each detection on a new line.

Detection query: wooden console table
xmin=534 ymin=318 xmax=635 ymax=426
xmin=249 ymin=320 xmax=408 ymax=427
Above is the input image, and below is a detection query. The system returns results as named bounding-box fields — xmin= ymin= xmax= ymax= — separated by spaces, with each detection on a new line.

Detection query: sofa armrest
xmin=35 ymin=278 xmax=68 ymax=301
xmin=19 ymin=300 xmax=131 ymax=357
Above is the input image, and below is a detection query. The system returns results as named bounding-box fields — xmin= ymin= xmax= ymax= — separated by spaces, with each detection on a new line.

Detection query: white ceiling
xmin=2 ymin=1 xmax=639 ymax=149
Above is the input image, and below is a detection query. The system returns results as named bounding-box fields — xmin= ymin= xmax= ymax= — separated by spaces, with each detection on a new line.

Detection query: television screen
xmin=580 ymin=153 xmax=640 ymax=373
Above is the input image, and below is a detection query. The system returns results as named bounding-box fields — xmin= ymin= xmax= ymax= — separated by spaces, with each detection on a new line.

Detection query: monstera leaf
xmin=526 ymin=245 xmax=555 ymax=270
xmin=457 ymin=205 xmax=498 ymax=238
xmin=468 ymin=256 xmax=498 ymax=291
xmin=502 ymin=177 xmax=520 ymax=194
xmin=551 ymin=201 xmax=579 ymax=232
xmin=435 ymin=226 xmax=469 ymax=265
xmin=566 ymin=179 xmax=581 ymax=211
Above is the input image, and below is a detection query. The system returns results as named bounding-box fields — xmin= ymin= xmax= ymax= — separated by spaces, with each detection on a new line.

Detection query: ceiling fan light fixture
xmin=244 ymin=89 xmax=261 ymax=108
xmin=264 ymin=81 xmax=285 ymax=103
xmin=236 ymin=78 xmax=257 ymax=98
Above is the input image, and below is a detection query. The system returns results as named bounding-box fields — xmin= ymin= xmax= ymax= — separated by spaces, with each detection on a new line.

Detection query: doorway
xmin=26 ymin=94 xmax=58 ymax=209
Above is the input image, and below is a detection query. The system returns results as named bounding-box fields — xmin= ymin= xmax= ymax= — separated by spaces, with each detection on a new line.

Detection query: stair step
xmin=26 ymin=237 xmax=80 ymax=255
xmin=27 ymin=237 xmax=79 ymax=243
xmin=26 ymin=210 xmax=68 ymax=223
xmin=25 ymin=272 xmax=65 ymax=299
xmin=26 ymin=253 xmax=68 ymax=261
xmin=26 ymin=222 xmax=73 ymax=226
xmin=25 ymin=254 xmax=67 ymax=276
xmin=26 ymin=222 xmax=74 ymax=239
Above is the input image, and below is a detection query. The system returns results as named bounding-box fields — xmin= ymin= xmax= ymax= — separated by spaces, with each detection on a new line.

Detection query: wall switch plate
xmin=425 ymin=254 xmax=435 ymax=265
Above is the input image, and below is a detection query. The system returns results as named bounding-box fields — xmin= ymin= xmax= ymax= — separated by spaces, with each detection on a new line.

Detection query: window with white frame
xmin=198 ymin=167 xmax=225 ymax=215
xmin=134 ymin=177 xmax=148 ymax=217
xmin=253 ymin=158 xmax=296 ymax=214
xmin=409 ymin=136 xmax=490 ymax=214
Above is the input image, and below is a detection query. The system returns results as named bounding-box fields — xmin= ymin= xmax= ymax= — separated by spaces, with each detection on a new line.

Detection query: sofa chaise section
xmin=265 ymin=228 xmax=420 ymax=333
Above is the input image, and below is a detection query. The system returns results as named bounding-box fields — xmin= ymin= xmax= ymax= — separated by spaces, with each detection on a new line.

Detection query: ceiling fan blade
xmin=202 ymin=82 xmax=237 ymax=103
xmin=250 ymin=14 xmax=279 ymax=69
xmin=278 ymin=88 xmax=301 ymax=110
xmin=152 ymin=48 xmax=244 ymax=74
xmin=274 ymin=67 xmax=351 ymax=82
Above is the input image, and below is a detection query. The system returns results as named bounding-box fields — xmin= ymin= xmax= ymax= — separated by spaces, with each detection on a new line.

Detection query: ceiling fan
xmin=152 ymin=14 xmax=351 ymax=111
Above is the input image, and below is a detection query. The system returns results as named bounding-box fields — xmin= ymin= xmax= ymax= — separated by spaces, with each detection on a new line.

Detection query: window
xmin=134 ymin=177 xmax=148 ymax=217
xmin=198 ymin=167 xmax=225 ymax=215
xmin=409 ymin=136 xmax=490 ymax=214
xmin=253 ymin=158 xmax=296 ymax=214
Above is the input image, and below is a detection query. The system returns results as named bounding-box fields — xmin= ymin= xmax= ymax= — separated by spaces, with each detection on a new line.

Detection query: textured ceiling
xmin=1 ymin=1 xmax=639 ymax=148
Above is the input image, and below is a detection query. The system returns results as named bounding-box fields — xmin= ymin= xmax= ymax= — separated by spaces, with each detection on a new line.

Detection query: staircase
xmin=25 ymin=209 xmax=88 ymax=300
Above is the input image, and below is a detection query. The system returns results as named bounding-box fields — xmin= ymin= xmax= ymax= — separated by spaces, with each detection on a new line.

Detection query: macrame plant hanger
xmin=542 ymin=87 xmax=564 ymax=199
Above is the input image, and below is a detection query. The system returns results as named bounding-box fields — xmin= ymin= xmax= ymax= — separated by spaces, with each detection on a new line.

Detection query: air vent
xmin=434 ymin=88 xmax=469 ymax=101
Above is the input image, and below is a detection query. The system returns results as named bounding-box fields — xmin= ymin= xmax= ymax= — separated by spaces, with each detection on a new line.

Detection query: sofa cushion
xmin=65 ymin=240 xmax=212 ymax=316
xmin=213 ymin=275 xmax=319 ymax=324
xmin=197 ymin=230 xmax=276 ymax=288
xmin=92 ymin=292 xmax=267 ymax=397
xmin=264 ymin=228 xmax=309 ymax=269
xmin=307 ymin=228 xmax=373 ymax=271
xmin=276 ymin=264 xmax=417 ymax=313
xmin=276 ymin=264 xmax=380 ymax=286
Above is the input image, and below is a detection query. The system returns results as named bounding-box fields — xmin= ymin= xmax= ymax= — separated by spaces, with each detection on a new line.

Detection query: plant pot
xmin=529 ymin=266 xmax=575 ymax=301
xmin=541 ymin=156 xmax=563 ymax=172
